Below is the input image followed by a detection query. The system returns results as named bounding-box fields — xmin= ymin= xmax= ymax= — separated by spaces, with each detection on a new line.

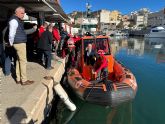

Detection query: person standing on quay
xmin=9 ymin=6 xmax=37 ymax=85
xmin=38 ymin=22 xmax=48 ymax=38
xmin=37 ymin=25 xmax=54 ymax=70
xmin=52 ymin=25 xmax=61 ymax=53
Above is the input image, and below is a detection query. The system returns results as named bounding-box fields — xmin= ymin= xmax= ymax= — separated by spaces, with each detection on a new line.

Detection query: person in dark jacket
xmin=67 ymin=38 xmax=76 ymax=68
xmin=37 ymin=25 xmax=54 ymax=70
xmin=58 ymin=27 xmax=70 ymax=57
xmin=59 ymin=27 xmax=68 ymax=50
xmin=84 ymin=43 xmax=98 ymax=66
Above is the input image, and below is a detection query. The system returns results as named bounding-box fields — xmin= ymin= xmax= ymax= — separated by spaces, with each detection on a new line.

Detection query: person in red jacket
xmin=38 ymin=22 xmax=48 ymax=37
xmin=93 ymin=50 xmax=108 ymax=82
xmin=72 ymin=35 xmax=81 ymax=43
xmin=52 ymin=26 xmax=61 ymax=53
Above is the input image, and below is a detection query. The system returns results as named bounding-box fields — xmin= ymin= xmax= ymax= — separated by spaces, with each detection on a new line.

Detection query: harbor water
xmin=49 ymin=37 xmax=165 ymax=124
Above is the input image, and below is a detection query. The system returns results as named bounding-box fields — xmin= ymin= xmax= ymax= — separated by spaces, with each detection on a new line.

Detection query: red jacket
xmin=95 ymin=55 xmax=108 ymax=73
xmin=52 ymin=28 xmax=61 ymax=42
xmin=72 ymin=36 xmax=81 ymax=43
xmin=38 ymin=26 xmax=45 ymax=37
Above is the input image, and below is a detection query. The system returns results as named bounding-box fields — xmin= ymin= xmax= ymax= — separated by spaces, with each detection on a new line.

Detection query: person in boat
xmin=84 ymin=43 xmax=98 ymax=66
xmin=93 ymin=50 xmax=108 ymax=83
xmin=97 ymin=39 xmax=107 ymax=53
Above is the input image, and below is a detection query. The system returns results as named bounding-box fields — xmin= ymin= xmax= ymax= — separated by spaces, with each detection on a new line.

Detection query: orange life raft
xmin=67 ymin=35 xmax=137 ymax=107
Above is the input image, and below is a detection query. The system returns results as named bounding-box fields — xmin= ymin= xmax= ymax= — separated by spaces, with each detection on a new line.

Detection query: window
xmin=96 ymin=38 xmax=110 ymax=55
xmin=152 ymin=30 xmax=163 ymax=32
xmin=83 ymin=39 xmax=95 ymax=51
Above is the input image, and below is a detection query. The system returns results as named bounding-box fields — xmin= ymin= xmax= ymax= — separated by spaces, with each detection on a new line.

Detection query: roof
xmin=0 ymin=0 xmax=69 ymax=22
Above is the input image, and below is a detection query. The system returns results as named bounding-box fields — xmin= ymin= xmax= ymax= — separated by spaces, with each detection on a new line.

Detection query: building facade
xmin=98 ymin=10 xmax=111 ymax=34
xmin=100 ymin=9 xmax=111 ymax=23
xmin=130 ymin=8 xmax=150 ymax=29
xmin=121 ymin=15 xmax=130 ymax=29
xmin=81 ymin=18 xmax=98 ymax=34
xmin=147 ymin=8 xmax=165 ymax=28
xmin=109 ymin=10 xmax=122 ymax=29
xmin=98 ymin=10 xmax=122 ymax=34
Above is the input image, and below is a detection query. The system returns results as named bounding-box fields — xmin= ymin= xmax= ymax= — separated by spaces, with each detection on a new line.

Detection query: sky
xmin=60 ymin=0 xmax=165 ymax=14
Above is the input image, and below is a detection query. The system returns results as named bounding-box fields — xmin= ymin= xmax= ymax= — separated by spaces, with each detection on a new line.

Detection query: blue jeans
xmin=43 ymin=50 xmax=51 ymax=69
xmin=4 ymin=47 xmax=16 ymax=75
xmin=37 ymin=49 xmax=45 ymax=64
xmin=4 ymin=54 xmax=11 ymax=75
xmin=0 ymin=43 xmax=5 ymax=66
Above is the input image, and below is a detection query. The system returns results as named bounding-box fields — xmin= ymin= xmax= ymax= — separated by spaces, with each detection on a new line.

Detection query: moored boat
xmin=145 ymin=26 xmax=165 ymax=38
xmin=67 ymin=35 xmax=137 ymax=107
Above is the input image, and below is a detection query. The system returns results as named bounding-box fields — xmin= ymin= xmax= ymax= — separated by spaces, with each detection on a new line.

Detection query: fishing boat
xmin=67 ymin=35 xmax=137 ymax=107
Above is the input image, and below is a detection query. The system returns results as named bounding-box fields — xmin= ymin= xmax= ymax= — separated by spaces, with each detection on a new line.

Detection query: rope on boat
xmin=85 ymin=75 xmax=109 ymax=100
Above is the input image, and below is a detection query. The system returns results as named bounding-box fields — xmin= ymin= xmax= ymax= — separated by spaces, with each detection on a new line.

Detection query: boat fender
xmin=54 ymin=84 xmax=76 ymax=111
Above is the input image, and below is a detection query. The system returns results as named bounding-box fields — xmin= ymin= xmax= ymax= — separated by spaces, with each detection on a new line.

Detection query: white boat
xmin=145 ymin=27 xmax=165 ymax=38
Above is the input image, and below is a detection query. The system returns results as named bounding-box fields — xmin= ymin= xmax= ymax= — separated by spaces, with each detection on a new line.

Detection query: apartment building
xmin=147 ymin=8 xmax=165 ymax=28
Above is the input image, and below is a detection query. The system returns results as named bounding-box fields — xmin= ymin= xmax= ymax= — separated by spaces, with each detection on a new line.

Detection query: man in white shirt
xmin=9 ymin=6 xmax=37 ymax=85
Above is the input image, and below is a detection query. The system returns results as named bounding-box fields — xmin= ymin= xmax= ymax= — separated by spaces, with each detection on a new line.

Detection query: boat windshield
xmin=152 ymin=30 xmax=164 ymax=32
xmin=96 ymin=38 xmax=110 ymax=55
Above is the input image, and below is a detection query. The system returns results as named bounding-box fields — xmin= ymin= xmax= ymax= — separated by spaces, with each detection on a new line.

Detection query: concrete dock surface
xmin=0 ymin=57 xmax=65 ymax=124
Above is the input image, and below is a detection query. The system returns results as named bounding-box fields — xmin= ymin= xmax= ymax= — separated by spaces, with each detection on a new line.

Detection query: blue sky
xmin=60 ymin=0 xmax=165 ymax=14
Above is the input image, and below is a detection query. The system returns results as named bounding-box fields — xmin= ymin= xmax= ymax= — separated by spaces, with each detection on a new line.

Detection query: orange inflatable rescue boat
xmin=67 ymin=35 xmax=137 ymax=107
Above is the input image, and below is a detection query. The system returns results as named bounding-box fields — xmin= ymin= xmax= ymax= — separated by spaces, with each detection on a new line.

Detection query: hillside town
xmin=66 ymin=6 xmax=165 ymax=36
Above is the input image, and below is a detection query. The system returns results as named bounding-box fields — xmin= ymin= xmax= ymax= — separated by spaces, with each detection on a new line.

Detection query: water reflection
xmin=52 ymin=100 xmax=133 ymax=124
xmin=50 ymin=37 xmax=165 ymax=124
xmin=111 ymin=37 xmax=165 ymax=63
xmin=106 ymin=102 xmax=133 ymax=124
xmin=145 ymin=38 xmax=164 ymax=49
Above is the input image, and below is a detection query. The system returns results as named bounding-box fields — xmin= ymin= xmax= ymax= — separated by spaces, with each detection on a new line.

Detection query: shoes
xmin=16 ymin=80 xmax=21 ymax=84
xmin=5 ymin=73 xmax=11 ymax=77
xmin=44 ymin=76 xmax=52 ymax=80
xmin=21 ymin=80 xmax=34 ymax=85
xmin=46 ymin=66 xmax=54 ymax=70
